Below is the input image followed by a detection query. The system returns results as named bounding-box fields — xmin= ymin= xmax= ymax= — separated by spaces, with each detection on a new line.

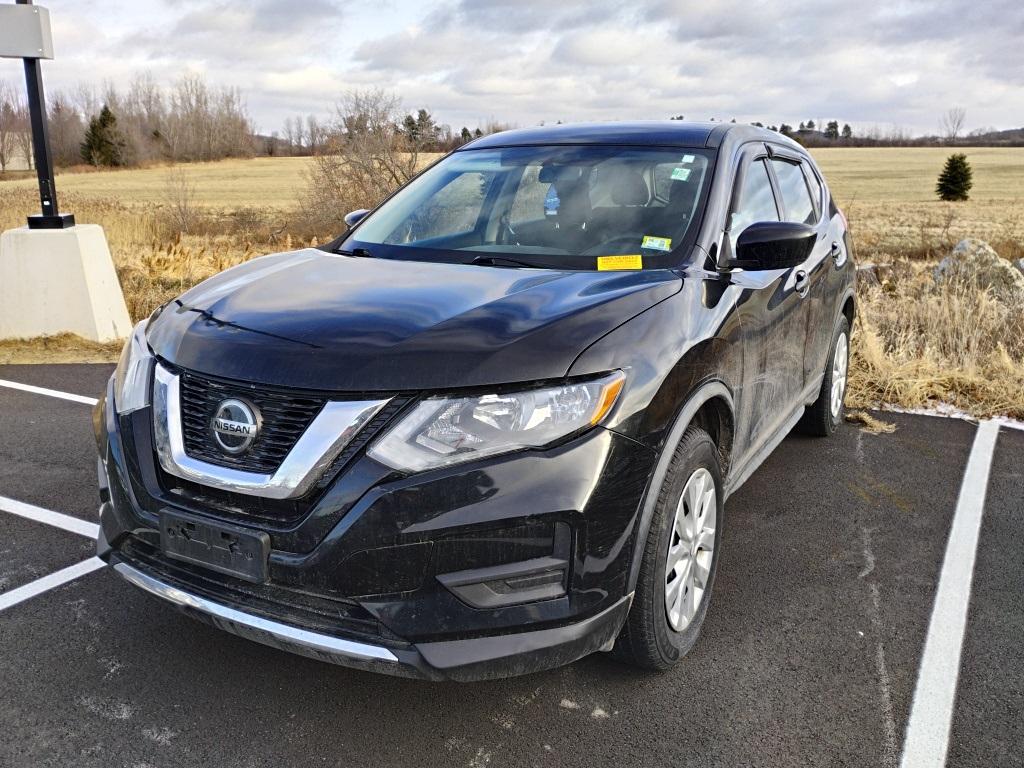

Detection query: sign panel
xmin=0 ymin=5 xmax=55 ymax=60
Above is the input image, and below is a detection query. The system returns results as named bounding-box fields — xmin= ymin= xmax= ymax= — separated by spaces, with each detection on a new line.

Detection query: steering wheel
xmin=581 ymin=233 xmax=647 ymax=256
xmin=496 ymin=213 xmax=519 ymax=246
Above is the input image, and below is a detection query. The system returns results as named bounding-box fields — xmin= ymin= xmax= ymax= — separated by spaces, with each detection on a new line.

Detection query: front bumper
xmin=108 ymin=552 xmax=631 ymax=681
xmin=95 ymin=375 xmax=655 ymax=680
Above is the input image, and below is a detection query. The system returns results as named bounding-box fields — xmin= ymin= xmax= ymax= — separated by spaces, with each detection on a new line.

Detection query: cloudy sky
xmin=3 ymin=0 xmax=1021 ymax=135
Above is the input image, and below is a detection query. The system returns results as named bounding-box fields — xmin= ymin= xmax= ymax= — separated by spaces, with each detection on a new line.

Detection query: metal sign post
xmin=0 ymin=0 xmax=74 ymax=228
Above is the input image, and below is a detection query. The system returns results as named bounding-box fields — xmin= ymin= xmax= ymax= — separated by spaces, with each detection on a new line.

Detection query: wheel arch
xmin=841 ymin=290 xmax=856 ymax=328
xmin=625 ymin=380 xmax=734 ymax=594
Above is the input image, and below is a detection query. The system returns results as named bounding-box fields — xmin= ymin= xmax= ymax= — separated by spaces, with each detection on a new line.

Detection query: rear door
xmin=726 ymin=145 xmax=812 ymax=456
xmin=766 ymin=149 xmax=834 ymax=386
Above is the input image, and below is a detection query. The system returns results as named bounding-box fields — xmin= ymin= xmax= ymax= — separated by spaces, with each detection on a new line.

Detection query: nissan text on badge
xmin=94 ymin=122 xmax=855 ymax=680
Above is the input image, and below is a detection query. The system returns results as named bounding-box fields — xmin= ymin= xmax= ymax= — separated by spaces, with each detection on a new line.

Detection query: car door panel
xmin=725 ymin=148 xmax=811 ymax=462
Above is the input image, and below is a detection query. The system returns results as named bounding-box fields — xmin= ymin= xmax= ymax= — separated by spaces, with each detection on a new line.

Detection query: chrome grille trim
xmin=153 ymin=363 xmax=390 ymax=499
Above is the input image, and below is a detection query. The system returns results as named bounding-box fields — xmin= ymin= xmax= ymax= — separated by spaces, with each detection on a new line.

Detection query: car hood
xmin=147 ymin=249 xmax=682 ymax=391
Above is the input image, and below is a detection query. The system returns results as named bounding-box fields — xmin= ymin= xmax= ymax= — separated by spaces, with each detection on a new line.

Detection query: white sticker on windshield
xmin=681 ymin=154 xmax=696 ymax=163
xmin=671 ymin=167 xmax=692 ymax=181
xmin=641 ymin=235 xmax=672 ymax=252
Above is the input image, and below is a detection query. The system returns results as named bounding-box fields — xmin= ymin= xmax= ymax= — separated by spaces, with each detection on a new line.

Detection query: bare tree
xmin=0 ymin=80 xmax=22 ymax=172
xmin=49 ymin=93 xmax=85 ymax=166
xmin=13 ymin=101 xmax=33 ymax=169
xmin=941 ymin=107 xmax=967 ymax=143
xmin=300 ymin=89 xmax=422 ymax=234
xmin=161 ymin=166 xmax=199 ymax=234
xmin=305 ymin=114 xmax=325 ymax=155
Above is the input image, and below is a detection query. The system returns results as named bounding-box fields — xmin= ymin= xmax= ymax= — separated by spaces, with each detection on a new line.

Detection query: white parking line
xmin=0 ymin=377 xmax=98 ymax=406
xmin=0 ymin=557 xmax=105 ymax=612
xmin=0 ymin=495 xmax=100 ymax=539
xmin=899 ymin=420 xmax=1000 ymax=768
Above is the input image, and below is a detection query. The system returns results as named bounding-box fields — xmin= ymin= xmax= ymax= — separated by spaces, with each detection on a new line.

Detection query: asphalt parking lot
xmin=1 ymin=363 xmax=1021 ymax=768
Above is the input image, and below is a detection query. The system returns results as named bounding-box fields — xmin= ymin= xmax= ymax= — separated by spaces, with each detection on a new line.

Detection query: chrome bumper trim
xmin=152 ymin=363 xmax=390 ymax=499
xmin=112 ymin=562 xmax=399 ymax=663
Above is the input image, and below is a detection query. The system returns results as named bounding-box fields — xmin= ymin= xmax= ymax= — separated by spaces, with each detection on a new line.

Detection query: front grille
xmin=154 ymin=365 xmax=413 ymax=526
xmin=178 ymin=370 xmax=326 ymax=473
xmin=156 ymin=395 xmax=410 ymax=527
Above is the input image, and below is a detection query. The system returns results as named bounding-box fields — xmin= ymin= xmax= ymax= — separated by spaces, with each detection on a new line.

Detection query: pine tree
xmin=825 ymin=120 xmax=840 ymax=140
xmin=841 ymin=123 xmax=853 ymax=139
xmin=936 ymin=153 xmax=973 ymax=201
xmin=80 ymin=105 xmax=125 ymax=166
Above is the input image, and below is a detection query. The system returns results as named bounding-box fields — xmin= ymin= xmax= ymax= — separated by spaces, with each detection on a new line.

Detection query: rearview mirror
xmin=344 ymin=209 xmax=370 ymax=228
xmin=726 ymin=221 xmax=815 ymax=271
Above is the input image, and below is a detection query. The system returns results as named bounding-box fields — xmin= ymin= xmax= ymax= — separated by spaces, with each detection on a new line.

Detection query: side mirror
xmin=727 ymin=221 xmax=815 ymax=270
xmin=344 ymin=209 xmax=370 ymax=228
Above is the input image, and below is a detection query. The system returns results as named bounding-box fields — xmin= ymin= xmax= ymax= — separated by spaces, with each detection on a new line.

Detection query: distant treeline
xmin=687 ymin=116 xmax=1024 ymax=148
xmin=0 ymin=74 xmax=254 ymax=171
xmin=2 ymin=76 xmax=1022 ymax=174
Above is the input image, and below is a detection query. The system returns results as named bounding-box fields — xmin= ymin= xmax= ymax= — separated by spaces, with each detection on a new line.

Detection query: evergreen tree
xmin=825 ymin=120 xmax=840 ymax=140
xmin=841 ymin=123 xmax=853 ymax=139
xmin=935 ymin=153 xmax=973 ymax=201
xmin=460 ymin=126 xmax=472 ymax=143
xmin=806 ymin=119 xmax=816 ymax=130
xmin=779 ymin=123 xmax=793 ymax=135
xmin=80 ymin=105 xmax=125 ymax=166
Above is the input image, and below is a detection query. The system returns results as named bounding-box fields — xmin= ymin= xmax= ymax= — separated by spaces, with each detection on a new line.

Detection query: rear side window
xmin=729 ymin=158 xmax=779 ymax=250
xmin=802 ymin=163 xmax=824 ymax=218
xmin=771 ymin=159 xmax=816 ymax=225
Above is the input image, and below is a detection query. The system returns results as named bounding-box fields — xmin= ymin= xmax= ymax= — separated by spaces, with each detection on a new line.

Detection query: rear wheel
xmin=798 ymin=316 xmax=850 ymax=437
xmin=614 ymin=426 xmax=724 ymax=671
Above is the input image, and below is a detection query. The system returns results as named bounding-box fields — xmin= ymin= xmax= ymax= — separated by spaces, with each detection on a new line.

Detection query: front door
xmin=766 ymin=150 xmax=835 ymax=385
xmin=725 ymin=146 xmax=812 ymax=459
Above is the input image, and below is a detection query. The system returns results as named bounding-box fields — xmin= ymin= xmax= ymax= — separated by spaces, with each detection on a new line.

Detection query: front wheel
xmin=798 ymin=316 xmax=850 ymax=436
xmin=613 ymin=426 xmax=724 ymax=671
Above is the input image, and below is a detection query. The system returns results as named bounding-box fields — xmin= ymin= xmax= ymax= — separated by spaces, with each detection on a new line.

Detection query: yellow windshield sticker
xmin=597 ymin=254 xmax=643 ymax=271
xmin=641 ymin=235 xmax=672 ymax=252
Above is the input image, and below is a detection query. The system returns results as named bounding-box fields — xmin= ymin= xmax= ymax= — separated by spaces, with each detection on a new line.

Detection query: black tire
xmin=797 ymin=316 xmax=850 ymax=437
xmin=613 ymin=426 xmax=724 ymax=671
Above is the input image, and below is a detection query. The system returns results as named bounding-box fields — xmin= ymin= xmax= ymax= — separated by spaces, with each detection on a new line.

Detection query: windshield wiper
xmin=469 ymin=255 xmax=540 ymax=269
xmin=336 ymin=247 xmax=374 ymax=258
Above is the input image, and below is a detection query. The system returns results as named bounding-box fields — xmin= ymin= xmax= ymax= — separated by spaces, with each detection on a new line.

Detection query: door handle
xmin=794 ymin=269 xmax=809 ymax=298
xmin=830 ymin=241 xmax=842 ymax=263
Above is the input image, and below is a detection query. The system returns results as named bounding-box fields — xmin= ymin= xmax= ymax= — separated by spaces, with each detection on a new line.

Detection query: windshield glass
xmin=341 ymin=145 xmax=714 ymax=270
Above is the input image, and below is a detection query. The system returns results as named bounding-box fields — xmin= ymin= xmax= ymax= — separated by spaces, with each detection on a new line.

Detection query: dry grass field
xmin=1 ymin=146 xmax=1022 ymax=417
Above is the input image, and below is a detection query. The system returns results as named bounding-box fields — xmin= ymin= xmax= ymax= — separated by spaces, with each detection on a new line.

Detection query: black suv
xmin=95 ymin=122 xmax=855 ymax=680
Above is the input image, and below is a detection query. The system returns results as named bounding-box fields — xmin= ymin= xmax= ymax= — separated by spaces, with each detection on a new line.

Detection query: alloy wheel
xmin=665 ymin=467 xmax=717 ymax=632
xmin=830 ymin=332 xmax=849 ymax=419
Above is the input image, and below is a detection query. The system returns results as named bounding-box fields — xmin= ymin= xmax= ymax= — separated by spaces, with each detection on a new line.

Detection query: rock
xmin=1015 ymin=258 xmax=1024 ymax=277
xmin=856 ymin=264 xmax=881 ymax=287
xmin=934 ymin=238 xmax=1024 ymax=303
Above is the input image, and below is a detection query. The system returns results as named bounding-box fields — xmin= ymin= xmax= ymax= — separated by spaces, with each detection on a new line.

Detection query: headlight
xmin=368 ymin=371 xmax=625 ymax=472
xmin=113 ymin=321 xmax=154 ymax=415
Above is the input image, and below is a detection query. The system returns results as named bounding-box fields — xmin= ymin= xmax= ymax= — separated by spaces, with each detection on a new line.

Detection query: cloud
xmin=1 ymin=0 xmax=1020 ymax=135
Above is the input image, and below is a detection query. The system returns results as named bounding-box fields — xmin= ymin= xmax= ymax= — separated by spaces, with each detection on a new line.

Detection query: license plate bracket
xmin=159 ymin=510 xmax=270 ymax=584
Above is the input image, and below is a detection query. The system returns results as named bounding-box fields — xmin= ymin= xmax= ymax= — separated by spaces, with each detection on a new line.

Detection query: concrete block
xmin=0 ymin=224 xmax=132 ymax=343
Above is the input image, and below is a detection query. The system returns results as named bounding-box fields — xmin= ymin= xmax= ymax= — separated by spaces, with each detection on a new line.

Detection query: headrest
xmin=538 ymin=164 xmax=582 ymax=184
xmin=609 ymin=167 xmax=650 ymax=206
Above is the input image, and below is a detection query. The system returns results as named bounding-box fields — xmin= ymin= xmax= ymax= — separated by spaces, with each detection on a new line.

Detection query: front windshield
xmin=342 ymin=145 xmax=714 ymax=270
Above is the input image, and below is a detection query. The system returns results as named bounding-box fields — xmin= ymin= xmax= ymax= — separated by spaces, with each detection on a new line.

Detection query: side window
xmin=509 ymin=166 xmax=549 ymax=227
xmin=729 ymin=158 xmax=779 ymax=251
xmin=802 ymin=164 xmax=824 ymax=219
xmin=771 ymin=159 xmax=816 ymax=225
xmin=384 ymin=172 xmax=491 ymax=244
